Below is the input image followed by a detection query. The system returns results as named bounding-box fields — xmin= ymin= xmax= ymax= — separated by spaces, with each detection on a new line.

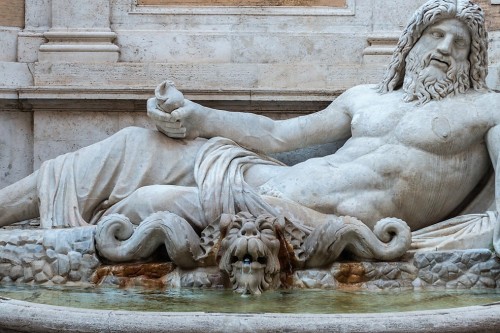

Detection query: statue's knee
xmin=128 ymin=185 xmax=160 ymax=203
xmin=131 ymin=185 xmax=197 ymax=206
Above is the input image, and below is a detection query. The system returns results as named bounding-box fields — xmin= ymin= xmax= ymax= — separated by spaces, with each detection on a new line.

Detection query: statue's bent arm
xmin=147 ymin=83 xmax=353 ymax=154
xmin=196 ymin=101 xmax=352 ymax=153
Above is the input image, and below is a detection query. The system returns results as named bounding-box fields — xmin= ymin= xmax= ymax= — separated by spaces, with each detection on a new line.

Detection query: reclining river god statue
xmin=0 ymin=0 xmax=499 ymax=294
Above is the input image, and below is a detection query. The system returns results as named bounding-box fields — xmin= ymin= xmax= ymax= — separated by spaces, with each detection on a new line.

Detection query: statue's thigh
xmin=103 ymin=185 xmax=205 ymax=230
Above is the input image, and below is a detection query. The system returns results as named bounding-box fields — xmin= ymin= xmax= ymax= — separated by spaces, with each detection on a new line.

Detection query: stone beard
xmin=402 ymin=41 xmax=471 ymax=104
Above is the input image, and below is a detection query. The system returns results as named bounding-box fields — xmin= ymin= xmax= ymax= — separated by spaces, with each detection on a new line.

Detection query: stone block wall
xmin=0 ymin=0 xmax=24 ymax=28
xmin=0 ymin=227 xmax=99 ymax=285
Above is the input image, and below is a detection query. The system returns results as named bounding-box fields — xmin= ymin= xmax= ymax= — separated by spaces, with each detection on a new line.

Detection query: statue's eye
xmin=431 ymin=31 xmax=443 ymax=38
xmin=455 ymin=38 xmax=466 ymax=47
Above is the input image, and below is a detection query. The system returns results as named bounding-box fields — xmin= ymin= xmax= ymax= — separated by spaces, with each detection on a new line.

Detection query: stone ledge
xmin=1 ymin=297 xmax=500 ymax=333
xmin=0 ymin=86 xmax=336 ymax=115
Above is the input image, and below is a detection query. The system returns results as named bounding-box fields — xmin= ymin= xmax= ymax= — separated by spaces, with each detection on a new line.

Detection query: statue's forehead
xmin=425 ymin=18 xmax=471 ymax=40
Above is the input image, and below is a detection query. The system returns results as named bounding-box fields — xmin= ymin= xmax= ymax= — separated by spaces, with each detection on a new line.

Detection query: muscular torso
xmin=260 ymin=85 xmax=497 ymax=230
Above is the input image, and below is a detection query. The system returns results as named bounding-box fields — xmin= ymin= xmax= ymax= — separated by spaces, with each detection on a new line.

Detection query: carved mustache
xmin=424 ymin=53 xmax=452 ymax=69
xmin=230 ymin=237 xmax=269 ymax=267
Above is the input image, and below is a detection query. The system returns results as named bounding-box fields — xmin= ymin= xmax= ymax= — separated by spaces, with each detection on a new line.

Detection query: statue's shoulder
xmin=335 ymin=84 xmax=387 ymax=113
xmin=463 ymin=89 xmax=500 ymax=110
xmin=336 ymin=84 xmax=378 ymax=105
xmin=343 ymin=84 xmax=378 ymax=96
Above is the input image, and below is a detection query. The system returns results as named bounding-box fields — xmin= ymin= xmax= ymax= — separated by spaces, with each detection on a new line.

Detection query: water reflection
xmin=0 ymin=285 xmax=499 ymax=314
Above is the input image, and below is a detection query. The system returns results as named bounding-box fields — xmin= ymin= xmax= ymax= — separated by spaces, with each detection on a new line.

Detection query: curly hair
xmin=378 ymin=0 xmax=488 ymax=93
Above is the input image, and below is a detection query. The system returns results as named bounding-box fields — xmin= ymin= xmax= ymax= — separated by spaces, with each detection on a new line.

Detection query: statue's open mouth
xmin=231 ymin=254 xmax=267 ymax=272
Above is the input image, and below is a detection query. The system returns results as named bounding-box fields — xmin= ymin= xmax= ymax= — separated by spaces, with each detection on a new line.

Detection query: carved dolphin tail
xmin=303 ymin=216 xmax=411 ymax=268
xmin=95 ymin=212 xmax=203 ymax=268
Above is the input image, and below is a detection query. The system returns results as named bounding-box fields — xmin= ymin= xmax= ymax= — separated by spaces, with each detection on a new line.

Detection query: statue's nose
xmin=437 ymin=34 xmax=453 ymax=55
xmin=239 ymin=222 xmax=259 ymax=237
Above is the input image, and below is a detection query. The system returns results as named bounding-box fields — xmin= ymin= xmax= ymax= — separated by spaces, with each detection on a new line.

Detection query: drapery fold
xmin=194 ymin=137 xmax=284 ymax=226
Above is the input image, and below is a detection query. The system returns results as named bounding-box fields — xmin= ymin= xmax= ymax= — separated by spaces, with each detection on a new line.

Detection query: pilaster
xmin=38 ymin=0 xmax=119 ymax=63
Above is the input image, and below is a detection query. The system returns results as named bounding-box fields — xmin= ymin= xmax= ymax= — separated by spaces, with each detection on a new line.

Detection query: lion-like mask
xmin=218 ymin=213 xmax=283 ymax=295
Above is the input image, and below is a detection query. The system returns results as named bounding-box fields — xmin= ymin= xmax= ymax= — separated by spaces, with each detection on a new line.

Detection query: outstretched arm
xmin=147 ymin=81 xmax=353 ymax=153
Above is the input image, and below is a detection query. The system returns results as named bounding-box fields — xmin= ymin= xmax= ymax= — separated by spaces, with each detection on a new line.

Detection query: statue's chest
xmin=350 ymin=107 xmax=401 ymax=137
xmin=351 ymin=102 xmax=490 ymax=155
xmin=395 ymin=106 xmax=489 ymax=154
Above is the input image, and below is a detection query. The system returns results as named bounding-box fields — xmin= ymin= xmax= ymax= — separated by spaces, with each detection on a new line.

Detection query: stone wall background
xmin=477 ymin=0 xmax=500 ymax=30
xmin=0 ymin=0 xmax=24 ymax=27
xmin=138 ymin=0 xmax=347 ymax=5
xmin=0 ymin=0 xmax=498 ymax=188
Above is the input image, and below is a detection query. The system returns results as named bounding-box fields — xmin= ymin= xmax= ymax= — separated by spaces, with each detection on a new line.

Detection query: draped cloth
xmin=36 ymin=127 xmax=202 ymax=228
xmin=194 ymin=137 xmax=284 ymax=226
xmin=411 ymin=211 xmax=496 ymax=251
xmin=36 ymin=129 xmax=282 ymax=229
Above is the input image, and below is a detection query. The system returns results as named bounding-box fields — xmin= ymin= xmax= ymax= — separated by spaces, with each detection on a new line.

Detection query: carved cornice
xmin=39 ymin=31 xmax=119 ymax=62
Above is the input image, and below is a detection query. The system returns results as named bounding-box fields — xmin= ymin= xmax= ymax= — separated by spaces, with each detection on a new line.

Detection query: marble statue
xmin=95 ymin=212 xmax=410 ymax=294
xmin=0 ymin=0 xmax=499 ymax=286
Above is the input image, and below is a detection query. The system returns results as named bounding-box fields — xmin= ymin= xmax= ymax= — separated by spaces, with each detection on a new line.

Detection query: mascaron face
xmin=413 ymin=18 xmax=471 ymax=72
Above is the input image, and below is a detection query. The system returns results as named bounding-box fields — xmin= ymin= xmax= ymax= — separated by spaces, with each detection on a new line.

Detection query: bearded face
xmin=219 ymin=213 xmax=282 ymax=295
xmin=403 ymin=19 xmax=472 ymax=104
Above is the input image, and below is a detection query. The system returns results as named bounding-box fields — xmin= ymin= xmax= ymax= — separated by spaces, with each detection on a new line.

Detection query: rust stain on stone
xmin=335 ymin=263 xmax=366 ymax=285
xmin=91 ymin=262 xmax=176 ymax=287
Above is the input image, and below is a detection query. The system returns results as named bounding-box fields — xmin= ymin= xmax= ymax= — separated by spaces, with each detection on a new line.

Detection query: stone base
xmin=0 ymin=226 xmax=99 ymax=285
xmin=1 ymin=226 xmax=499 ymax=291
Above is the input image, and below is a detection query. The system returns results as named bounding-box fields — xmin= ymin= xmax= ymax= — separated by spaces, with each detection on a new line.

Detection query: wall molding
xmin=131 ymin=0 xmax=355 ymax=16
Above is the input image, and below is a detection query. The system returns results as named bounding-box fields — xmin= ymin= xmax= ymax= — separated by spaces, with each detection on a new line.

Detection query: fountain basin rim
xmin=1 ymin=297 xmax=500 ymax=332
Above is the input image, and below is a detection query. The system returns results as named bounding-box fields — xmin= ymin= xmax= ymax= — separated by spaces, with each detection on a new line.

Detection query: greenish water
xmin=1 ymin=285 xmax=499 ymax=314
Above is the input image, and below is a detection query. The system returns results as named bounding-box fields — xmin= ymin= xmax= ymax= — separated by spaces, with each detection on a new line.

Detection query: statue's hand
xmin=148 ymin=97 xmax=184 ymax=139
xmin=147 ymin=80 xmax=201 ymax=139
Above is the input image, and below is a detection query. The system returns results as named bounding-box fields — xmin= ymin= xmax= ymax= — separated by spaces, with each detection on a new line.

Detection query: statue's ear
xmin=219 ymin=213 xmax=233 ymax=233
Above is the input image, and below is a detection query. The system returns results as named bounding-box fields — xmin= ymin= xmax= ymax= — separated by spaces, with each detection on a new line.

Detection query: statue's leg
xmin=100 ymin=185 xmax=207 ymax=232
xmin=0 ymin=171 xmax=39 ymax=227
xmin=1 ymin=127 xmax=206 ymax=228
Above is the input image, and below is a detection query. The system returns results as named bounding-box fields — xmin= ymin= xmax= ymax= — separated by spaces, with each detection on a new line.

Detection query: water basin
xmin=0 ymin=284 xmax=499 ymax=313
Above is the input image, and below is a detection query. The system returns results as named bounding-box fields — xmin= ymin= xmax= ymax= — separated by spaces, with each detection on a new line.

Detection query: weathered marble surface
xmin=0 ymin=226 xmax=99 ymax=285
xmin=1 ymin=0 xmax=500 ymax=298
xmin=3 ymin=298 xmax=500 ymax=333
xmin=1 ymin=225 xmax=500 ymax=293
xmin=94 ymin=212 xmax=410 ymax=294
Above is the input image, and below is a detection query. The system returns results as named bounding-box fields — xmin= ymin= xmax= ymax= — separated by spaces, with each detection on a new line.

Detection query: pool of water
xmin=1 ymin=285 xmax=499 ymax=314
